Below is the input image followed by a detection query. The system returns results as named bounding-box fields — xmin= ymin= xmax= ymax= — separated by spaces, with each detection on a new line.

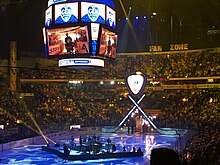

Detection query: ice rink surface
xmin=0 ymin=132 xmax=180 ymax=165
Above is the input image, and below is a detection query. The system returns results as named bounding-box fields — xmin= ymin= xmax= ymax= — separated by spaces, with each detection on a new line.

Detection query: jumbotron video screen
xmin=43 ymin=0 xmax=117 ymax=68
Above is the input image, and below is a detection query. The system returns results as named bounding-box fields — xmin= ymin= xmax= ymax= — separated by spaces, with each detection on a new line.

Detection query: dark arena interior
xmin=0 ymin=0 xmax=220 ymax=165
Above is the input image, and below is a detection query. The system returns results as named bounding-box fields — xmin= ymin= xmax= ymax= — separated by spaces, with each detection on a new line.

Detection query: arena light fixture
xmin=110 ymin=80 xmax=115 ymax=85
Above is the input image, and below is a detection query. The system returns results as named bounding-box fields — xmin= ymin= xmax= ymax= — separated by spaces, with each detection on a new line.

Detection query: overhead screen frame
xmin=58 ymin=57 xmax=105 ymax=68
xmin=43 ymin=0 xmax=117 ymax=62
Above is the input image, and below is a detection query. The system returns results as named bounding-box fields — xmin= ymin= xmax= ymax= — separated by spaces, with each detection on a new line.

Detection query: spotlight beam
xmin=119 ymin=0 xmax=129 ymax=19
xmin=119 ymin=0 xmax=142 ymax=50
xmin=18 ymin=96 xmax=51 ymax=144
xmin=1 ymin=107 xmax=56 ymax=144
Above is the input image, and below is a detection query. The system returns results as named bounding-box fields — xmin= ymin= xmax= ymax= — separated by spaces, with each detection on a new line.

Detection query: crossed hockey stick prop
xmin=118 ymin=94 xmax=145 ymax=128
xmin=128 ymin=94 xmax=158 ymax=130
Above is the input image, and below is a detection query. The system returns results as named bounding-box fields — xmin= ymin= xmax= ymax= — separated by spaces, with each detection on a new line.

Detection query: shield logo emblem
xmin=61 ymin=6 xmax=72 ymax=22
xmin=126 ymin=72 xmax=146 ymax=97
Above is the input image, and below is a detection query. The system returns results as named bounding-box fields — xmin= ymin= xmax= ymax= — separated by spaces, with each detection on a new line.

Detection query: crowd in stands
xmin=17 ymin=49 xmax=220 ymax=80
xmin=181 ymin=123 xmax=219 ymax=165
xmin=0 ymin=49 xmax=219 ymax=164
xmin=0 ymin=89 xmax=38 ymax=143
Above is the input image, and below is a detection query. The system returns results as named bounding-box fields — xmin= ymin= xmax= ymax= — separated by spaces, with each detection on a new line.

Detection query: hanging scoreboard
xmin=43 ymin=0 xmax=118 ymax=68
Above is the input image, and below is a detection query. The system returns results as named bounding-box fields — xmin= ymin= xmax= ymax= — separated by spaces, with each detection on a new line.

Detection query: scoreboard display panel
xmin=43 ymin=0 xmax=117 ymax=67
xmin=99 ymin=27 xmax=117 ymax=59
xmin=45 ymin=6 xmax=52 ymax=27
xmin=106 ymin=6 xmax=116 ymax=29
xmin=81 ymin=2 xmax=105 ymax=24
xmin=46 ymin=26 xmax=90 ymax=57
xmin=55 ymin=3 xmax=78 ymax=24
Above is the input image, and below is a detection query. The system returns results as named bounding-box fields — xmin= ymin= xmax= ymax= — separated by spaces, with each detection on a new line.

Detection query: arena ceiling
xmin=115 ymin=0 xmax=220 ymax=26
xmin=0 ymin=0 xmax=220 ymax=56
xmin=1 ymin=0 xmax=219 ymax=28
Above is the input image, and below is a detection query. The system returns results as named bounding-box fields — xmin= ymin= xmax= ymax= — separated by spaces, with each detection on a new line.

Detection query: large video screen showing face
xmin=55 ymin=3 xmax=78 ymax=24
xmin=46 ymin=26 xmax=90 ymax=57
xmin=81 ymin=2 xmax=105 ymax=24
xmin=106 ymin=6 xmax=116 ymax=29
xmin=99 ymin=27 xmax=117 ymax=59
